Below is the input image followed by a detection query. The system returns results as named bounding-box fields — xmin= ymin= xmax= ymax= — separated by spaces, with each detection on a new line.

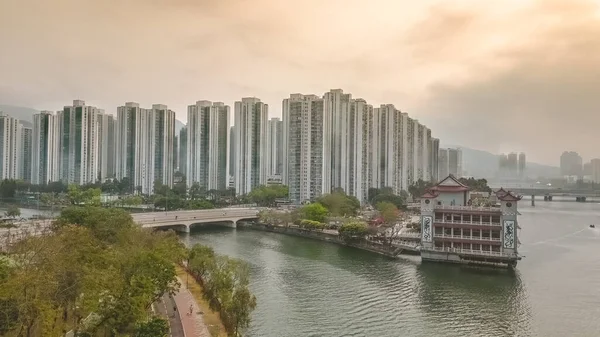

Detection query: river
xmin=181 ymin=202 xmax=600 ymax=337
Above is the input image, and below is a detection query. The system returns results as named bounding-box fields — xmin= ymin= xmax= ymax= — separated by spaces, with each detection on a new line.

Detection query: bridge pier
xmin=531 ymin=195 xmax=535 ymax=207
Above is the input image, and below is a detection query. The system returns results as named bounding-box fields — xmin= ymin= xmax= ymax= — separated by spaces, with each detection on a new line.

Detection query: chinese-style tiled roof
xmin=498 ymin=191 xmax=522 ymax=201
xmin=430 ymin=174 xmax=470 ymax=192
xmin=495 ymin=188 xmax=509 ymax=197
xmin=421 ymin=190 xmax=440 ymax=199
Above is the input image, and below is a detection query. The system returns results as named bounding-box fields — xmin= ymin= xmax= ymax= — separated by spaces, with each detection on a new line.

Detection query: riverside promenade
xmin=154 ymin=276 xmax=210 ymax=337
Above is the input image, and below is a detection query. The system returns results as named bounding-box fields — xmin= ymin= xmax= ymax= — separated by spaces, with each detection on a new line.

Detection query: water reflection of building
xmin=415 ymin=263 xmax=531 ymax=336
xmin=419 ymin=175 xmax=522 ymax=268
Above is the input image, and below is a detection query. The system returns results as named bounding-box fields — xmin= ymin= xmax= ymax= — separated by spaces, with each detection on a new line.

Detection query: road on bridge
xmin=132 ymin=208 xmax=261 ymax=226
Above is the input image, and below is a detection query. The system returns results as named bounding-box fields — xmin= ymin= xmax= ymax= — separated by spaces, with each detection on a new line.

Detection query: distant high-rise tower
xmin=186 ymin=101 xmax=230 ymax=191
xmin=19 ymin=126 xmax=32 ymax=182
xmin=32 ymin=111 xmax=60 ymax=185
xmin=518 ymin=153 xmax=526 ymax=178
xmin=234 ymin=97 xmax=268 ymax=196
xmin=267 ymin=118 xmax=283 ymax=177
xmin=0 ymin=113 xmax=21 ymax=180
xmin=560 ymin=151 xmax=583 ymax=177
xmin=97 ymin=112 xmax=116 ymax=181
xmin=58 ymin=100 xmax=101 ymax=185
xmin=447 ymin=148 xmax=462 ymax=177
xmin=116 ymin=102 xmax=175 ymax=194
xmin=431 ymin=138 xmax=440 ymax=182
xmin=179 ymin=127 xmax=187 ymax=177
xmin=229 ymin=126 xmax=234 ymax=178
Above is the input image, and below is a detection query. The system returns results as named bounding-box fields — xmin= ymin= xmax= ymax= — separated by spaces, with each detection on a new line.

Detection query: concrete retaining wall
xmin=240 ymin=223 xmax=401 ymax=259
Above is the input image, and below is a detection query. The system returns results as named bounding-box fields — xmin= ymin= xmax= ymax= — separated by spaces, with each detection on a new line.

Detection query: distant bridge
xmin=132 ymin=208 xmax=261 ymax=232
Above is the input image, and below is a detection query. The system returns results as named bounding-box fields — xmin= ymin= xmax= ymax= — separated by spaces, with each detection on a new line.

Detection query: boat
xmin=590 ymin=224 xmax=596 ymax=228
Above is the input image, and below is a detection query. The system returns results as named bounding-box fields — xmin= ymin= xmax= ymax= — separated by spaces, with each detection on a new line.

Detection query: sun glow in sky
xmin=1 ymin=0 xmax=599 ymax=165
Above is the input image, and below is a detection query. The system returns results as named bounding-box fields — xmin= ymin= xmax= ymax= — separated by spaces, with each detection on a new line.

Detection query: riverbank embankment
xmin=239 ymin=222 xmax=419 ymax=258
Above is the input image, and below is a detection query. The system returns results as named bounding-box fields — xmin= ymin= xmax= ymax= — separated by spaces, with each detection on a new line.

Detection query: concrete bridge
xmin=132 ymin=208 xmax=261 ymax=232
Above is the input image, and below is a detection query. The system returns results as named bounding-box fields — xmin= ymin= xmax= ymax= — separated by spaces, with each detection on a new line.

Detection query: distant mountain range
xmin=445 ymin=145 xmax=560 ymax=179
xmin=0 ymin=104 xmax=36 ymax=127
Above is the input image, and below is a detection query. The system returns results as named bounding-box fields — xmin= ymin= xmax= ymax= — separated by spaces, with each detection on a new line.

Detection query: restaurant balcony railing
xmin=433 ymin=233 xmax=502 ymax=242
xmin=434 ymin=205 xmax=502 ymax=213
xmin=431 ymin=246 xmax=516 ymax=258
xmin=433 ymin=219 xmax=502 ymax=227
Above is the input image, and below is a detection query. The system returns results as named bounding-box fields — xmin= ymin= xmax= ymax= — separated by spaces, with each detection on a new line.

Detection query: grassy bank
xmin=175 ymin=265 xmax=227 ymax=337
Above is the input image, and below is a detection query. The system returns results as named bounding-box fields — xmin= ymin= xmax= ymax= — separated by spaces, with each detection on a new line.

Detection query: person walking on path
xmin=189 ymin=304 xmax=194 ymax=316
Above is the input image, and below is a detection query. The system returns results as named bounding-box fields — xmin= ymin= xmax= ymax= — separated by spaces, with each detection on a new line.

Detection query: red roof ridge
xmin=421 ymin=189 xmax=440 ymax=199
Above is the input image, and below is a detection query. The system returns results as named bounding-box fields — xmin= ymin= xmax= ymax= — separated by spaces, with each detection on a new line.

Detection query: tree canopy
xmin=0 ymin=206 xmax=186 ymax=336
xmin=246 ymin=185 xmax=289 ymax=207
xmin=458 ymin=177 xmax=492 ymax=193
xmin=408 ymin=179 xmax=436 ymax=198
xmin=187 ymin=244 xmax=257 ymax=337
xmin=368 ymin=187 xmax=407 ymax=209
xmin=298 ymin=203 xmax=328 ymax=223
xmin=338 ymin=221 xmax=369 ymax=240
xmin=376 ymin=201 xmax=400 ymax=225
xmin=316 ymin=190 xmax=360 ymax=216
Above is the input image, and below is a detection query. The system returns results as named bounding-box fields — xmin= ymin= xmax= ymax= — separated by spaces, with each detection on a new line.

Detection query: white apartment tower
xmin=233 ymin=97 xmax=268 ymax=196
xmin=19 ymin=126 xmax=32 ymax=182
xmin=32 ymin=111 xmax=60 ymax=184
xmin=116 ymin=102 xmax=175 ymax=195
xmin=267 ymin=118 xmax=283 ymax=178
xmin=187 ymin=101 xmax=230 ymax=191
xmin=97 ymin=112 xmax=116 ymax=181
xmin=283 ymin=94 xmax=327 ymax=203
xmin=58 ymin=100 xmax=100 ymax=185
xmin=0 ymin=114 xmax=21 ymax=180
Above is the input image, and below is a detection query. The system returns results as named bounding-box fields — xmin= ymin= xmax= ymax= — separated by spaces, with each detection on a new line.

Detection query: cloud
xmin=416 ymin=0 xmax=600 ymax=164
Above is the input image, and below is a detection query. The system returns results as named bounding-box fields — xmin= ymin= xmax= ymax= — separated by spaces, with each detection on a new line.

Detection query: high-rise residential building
xmin=267 ymin=117 xmax=284 ymax=178
xmin=283 ymin=90 xmax=436 ymax=204
xmin=518 ymin=152 xmax=526 ymax=178
xmin=447 ymin=148 xmax=462 ymax=177
xmin=58 ymin=100 xmax=100 ymax=185
xmin=97 ymin=112 xmax=116 ymax=182
xmin=187 ymin=101 xmax=230 ymax=191
xmin=283 ymin=94 xmax=326 ymax=203
xmin=229 ymin=126 xmax=234 ymax=178
xmin=507 ymin=152 xmax=518 ymax=175
xmin=0 ymin=113 xmax=21 ymax=180
xmin=179 ymin=127 xmax=187 ymax=176
xmin=438 ymin=148 xmax=461 ymax=180
xmin=431 ymin=138 xmax=440 ymax=182
xmin=560 ymin=151 xmax=583 ymax=177
xmin=32 ymin=111 xmax=60 ymax=185
xmin=438 ymin=149 xmax=449 ymax=181
xmin=346 ymin=98 xmax=373 ymax=202
xmin=116 ymin=102 xmax=175 ymax=195
xmin=324 ymin=89 xmax=352 ymax=191
xmin=233 ymin=97 xmax=268 ymax=196
xmin=591 ymin=159 xmax=600 ymax=184
xmin=173 ymin=134 xmax=179 ymax=173
xmin=19 ymin=125 xmax=32 ymax=182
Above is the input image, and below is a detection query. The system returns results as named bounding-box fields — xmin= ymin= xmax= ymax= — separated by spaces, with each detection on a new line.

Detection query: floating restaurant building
xmin=419 ymin=175 xmax=522 ymax=268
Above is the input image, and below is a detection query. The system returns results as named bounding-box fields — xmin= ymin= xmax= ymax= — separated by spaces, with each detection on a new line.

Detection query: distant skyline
xmin=1 ymin=0 xmax=599 ymax=166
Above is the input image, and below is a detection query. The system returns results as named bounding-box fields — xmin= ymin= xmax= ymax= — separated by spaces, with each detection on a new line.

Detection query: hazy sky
xmin=1 ymin=0 xmax=599 ymax=165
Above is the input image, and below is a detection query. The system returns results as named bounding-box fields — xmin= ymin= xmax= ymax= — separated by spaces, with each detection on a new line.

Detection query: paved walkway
xmin=153 ymin=293 xmax=185 ymax=337
xmin=174 ymin=276 xmax=210 ymax=337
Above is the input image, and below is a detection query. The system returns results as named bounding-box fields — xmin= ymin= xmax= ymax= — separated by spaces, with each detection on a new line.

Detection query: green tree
xmin=247 ymin=185 xmax=288 ymax=207
xmin=408 ymin=179 xmax=435 ymax=199
xmin=298 ymin=203 xmax=328 ymax=223
xmin=338 ymin=221 xmax=369 ymax=240
xmin=376 ymin=201 xmax=399 ymax=225
xmin=4 ymin=205 xmax=20 ymax=219
xmin=135 ymin=317 xmax=170 ymax=337
xmin=54 ymin=206 xmax=135 ymax=243
xmin=458 ymin=177 xmax=492 ymax=193
xmin=188 ymin=182 xmax=205 ymax=200
xmin=0 ymin=179 xmax=17 ymax=199
xmin=317 ymin=191 xmax=360 ymax=216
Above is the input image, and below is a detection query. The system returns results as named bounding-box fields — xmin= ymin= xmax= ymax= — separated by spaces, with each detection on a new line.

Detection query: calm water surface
xmin=182 ymin=202 xmax=600 ymax=337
